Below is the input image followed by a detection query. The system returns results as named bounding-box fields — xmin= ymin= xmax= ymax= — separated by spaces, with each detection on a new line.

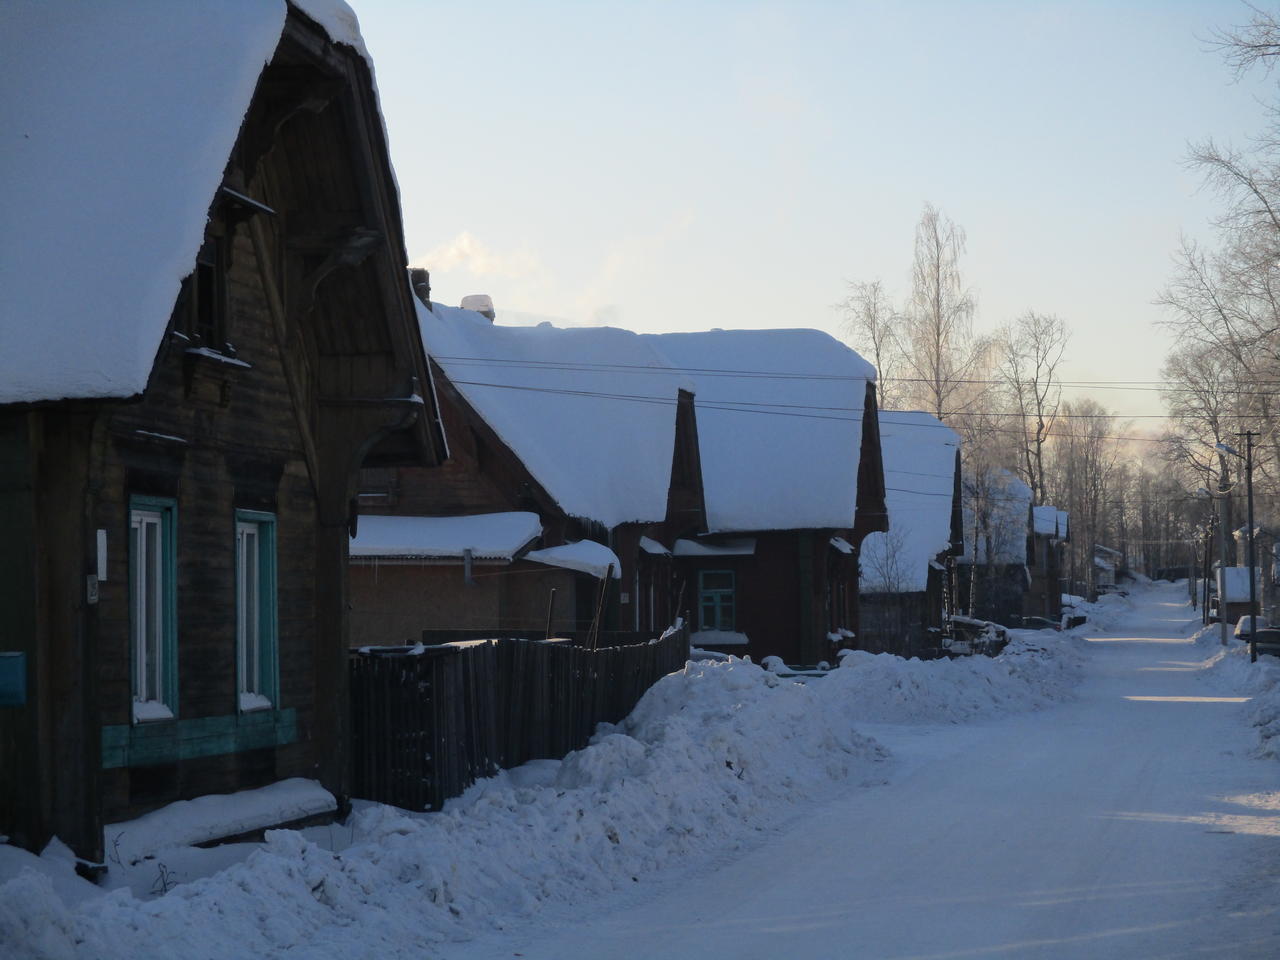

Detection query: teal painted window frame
xmin=129 ymin=495 xmax=178 ymax=721
xmin=235 ymin=509 xmax=278 ymax=711
xmin=698 ymin=569 xmax=735 ymax=632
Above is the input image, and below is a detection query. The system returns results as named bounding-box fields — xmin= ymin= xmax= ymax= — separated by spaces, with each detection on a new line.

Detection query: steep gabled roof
xmin=0 ymin=0 xmax=374 ymax=406
xmin=860 ymin=411 xmax=959 ymax=593
xmin=643 ymin=329 xmax=876 ymax=533
xmin=960 ymin=469 xmax=1032 ymax=565
xmin=420 ymin=303 xmax=689 ymax=529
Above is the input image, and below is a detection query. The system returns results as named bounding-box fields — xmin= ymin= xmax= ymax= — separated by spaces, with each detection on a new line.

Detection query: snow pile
xmin=0 ymin=642 xmax=1085 ymax=958
xmin=1064 ymin=591 xmax=1132 ymax=634
xmin=1200 ymin=630 xmax=1280 ymax=760
xmin=0 ymin=659 xmax=884 ymax=958
xmin=828 ymin=632 xmax=1086 ymax=724
xmin=103 ymin=779 xmax=335 ymax=866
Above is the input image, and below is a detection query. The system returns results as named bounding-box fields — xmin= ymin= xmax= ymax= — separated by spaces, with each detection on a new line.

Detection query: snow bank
xmin=1200 ymin=629 xmax=1280 ymax=760
xmin=103 ymin=778 xmax=335 ymax=867
xmin=0 ymin=638 xmax=1084 ymax=958
xmin=830 ymin=633 xmax=1086 ymax=724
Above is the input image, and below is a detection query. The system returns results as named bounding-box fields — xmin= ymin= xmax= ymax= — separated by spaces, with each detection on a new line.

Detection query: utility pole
xmin=1238 ymin=430 xmax=1260 ymax=662
xmin=1219 ymin=475 xmax=1231 ymax=648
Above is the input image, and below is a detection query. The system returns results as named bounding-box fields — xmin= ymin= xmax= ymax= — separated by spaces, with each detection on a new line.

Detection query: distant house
xmin=0 ymin=3 xmax=446 ymax=865
xmin=1232 ymin=525 xmax=1280 ymax=624
xmin=350 ymin=292 xmax=706 ymax=644
xmin=1217 ymin=566 xmax=1259 ymax=626
xmin=858 ymin=412 xmax=963 ymax=656
xmin=1026 ymin=506 xmax=1069 ymax=619
xmin=1093 ymin=544 xmax=1122 ymax=591
xmin=957 ymin=470 xmax=1033 ymax=624
xmin=643 ymin=330 xmax=887 ymax=665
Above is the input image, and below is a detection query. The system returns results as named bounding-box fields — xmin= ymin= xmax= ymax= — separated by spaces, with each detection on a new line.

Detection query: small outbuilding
xmin=857 ymin=411 xmax=963 ymax=657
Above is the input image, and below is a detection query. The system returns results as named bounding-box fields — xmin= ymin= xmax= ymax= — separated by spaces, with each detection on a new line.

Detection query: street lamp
xmin=1216 ymin=436 xmax=1260 ymax=662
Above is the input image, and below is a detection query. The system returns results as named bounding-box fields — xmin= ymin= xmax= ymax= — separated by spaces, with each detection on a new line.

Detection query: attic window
xmin=177 ymin=235 xmax=228 ymax=350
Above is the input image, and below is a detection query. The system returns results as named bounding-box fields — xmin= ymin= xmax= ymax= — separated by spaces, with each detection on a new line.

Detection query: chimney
xmin=460 ymin=293 xmax=496 ymax=322
xmin=408 ymin=267 xmax=431 ymax=307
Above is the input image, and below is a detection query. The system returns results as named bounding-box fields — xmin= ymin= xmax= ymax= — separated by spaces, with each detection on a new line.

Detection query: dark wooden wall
xmin=89 ymin=194 xmax=321 ymax=825
xmin=678 ymin=531 xmax=859 ymax=665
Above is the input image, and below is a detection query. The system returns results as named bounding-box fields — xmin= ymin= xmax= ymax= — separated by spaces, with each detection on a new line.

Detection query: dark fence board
xmin=350 ymin=626 xmax=690 ymax=811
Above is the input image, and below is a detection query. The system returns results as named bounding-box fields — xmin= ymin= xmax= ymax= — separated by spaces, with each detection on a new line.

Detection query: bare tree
xmin=838 ymin=279 xmax=903 ymax=409
xmin=997 ymin=311 xmax=1069 ymax=504
xmin=898 ymin=203 xmax=989 ymax=423
xmin=1044 ymin=399 xmax=1127 ymax=598
xmin=1209 ymin=5 xmax=1280 ymax=79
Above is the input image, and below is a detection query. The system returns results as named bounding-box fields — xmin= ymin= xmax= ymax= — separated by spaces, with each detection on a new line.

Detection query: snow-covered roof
xmin=673 ymin=538 xmax=757 ymax=557
xmin=421 ymin=303 xmax=688 ymax=529
xmin=350 ymin=512 xmax=541 ymax=561
xmin=959 ymin=470 xmax=1031 ymax=565
xmin=1032 ymin=506 xmax=1056 ymax=536
xmin=525 ymin=541 xmax=623 ymax=580
xmin=860 ymin=411 xmax=959 ymax=593
xmin=644 ymin=329 xmax=875 ymax=533
xmin=0 ymin=0 xmax=369 ymax=406
xmin=639 ymin=536 xmax=671 ymax=556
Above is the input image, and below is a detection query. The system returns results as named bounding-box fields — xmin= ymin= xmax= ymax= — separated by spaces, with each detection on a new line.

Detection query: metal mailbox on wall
xmin=0 ymin=652 xmax=26 ymax=705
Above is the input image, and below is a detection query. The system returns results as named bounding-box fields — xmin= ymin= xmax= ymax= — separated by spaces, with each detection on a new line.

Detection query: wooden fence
xmin=349 ymin=624 xmax=689 ymax=811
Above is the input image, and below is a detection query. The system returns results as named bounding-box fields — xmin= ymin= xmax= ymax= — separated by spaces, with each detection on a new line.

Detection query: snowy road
xmin=450 ymin=584 xmax=1280 ymax=959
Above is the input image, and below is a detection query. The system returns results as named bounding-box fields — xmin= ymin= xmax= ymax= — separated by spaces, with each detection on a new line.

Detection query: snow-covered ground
xmin=5 ymin=582 xmax=1278 ymax=958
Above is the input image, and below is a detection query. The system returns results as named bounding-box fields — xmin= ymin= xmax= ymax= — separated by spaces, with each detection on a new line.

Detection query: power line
xmin=432 ymin=353 xmax=1280 ymax=397
xmin=448 ymin=378 xmax=1182 ymax=444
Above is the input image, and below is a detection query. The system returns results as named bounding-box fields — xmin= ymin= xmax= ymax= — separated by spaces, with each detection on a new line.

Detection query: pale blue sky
xmin=357 ymin=1 xmax=1275 ymax=417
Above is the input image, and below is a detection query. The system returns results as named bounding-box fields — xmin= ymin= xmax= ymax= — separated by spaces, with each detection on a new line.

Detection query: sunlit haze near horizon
xmin=357 ymin=1 xmax=1276 ymax=419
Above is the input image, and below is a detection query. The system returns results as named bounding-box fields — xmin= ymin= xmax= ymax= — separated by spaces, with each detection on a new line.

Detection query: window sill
xmin=132 ymin=700 xmax=175 ymax=724
xmin=238 ymin=692 xmax=273 ymax=713
xmin=184 ymin=346 xmax=253 ymax=369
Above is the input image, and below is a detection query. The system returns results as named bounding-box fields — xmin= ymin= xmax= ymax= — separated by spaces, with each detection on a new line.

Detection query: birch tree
xmin=998 ymin=311 xmax=1069 ymax=505
xmin=838 ymin=279 xmax=903 ymax=409
xmin=898 ymin=203 xmax=988 ymax=423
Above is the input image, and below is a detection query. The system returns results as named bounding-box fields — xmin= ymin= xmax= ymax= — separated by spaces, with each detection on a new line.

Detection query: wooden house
xmin=1026 ymin=506 xmax=1069 ymax=619
xmin=858 ymin=412 xmax=963 ymax=657
xmin=349 ymin=292 xmax=707 ymax=644
xmin=1232 ymin=525 xmax=1280 ymax=623
xmin=0 ymin=2 xmax=445 ymax=865
xmin=1217 ymin=565 xmax=1259 ymax=626
xmin=957 ymin=470 xmax=1033 ymax=625
xmin=642 ymin=330 xmax=887 ymax=666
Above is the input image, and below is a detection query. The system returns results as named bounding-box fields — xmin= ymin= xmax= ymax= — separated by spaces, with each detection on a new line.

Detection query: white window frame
xmin=129 ymin=498 xmax=177 ymax=722
xmin=235 ymin=511 xmax=277 ymax=713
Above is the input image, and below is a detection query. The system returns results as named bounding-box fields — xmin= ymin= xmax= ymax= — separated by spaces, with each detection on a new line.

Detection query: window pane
xmin=145 ymin=518 xmax=161 ymax=702
xmin=701 ymin=571 xmax=733 ymax=591
xmin=237 ymin=518 xmax=272 ymax=706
